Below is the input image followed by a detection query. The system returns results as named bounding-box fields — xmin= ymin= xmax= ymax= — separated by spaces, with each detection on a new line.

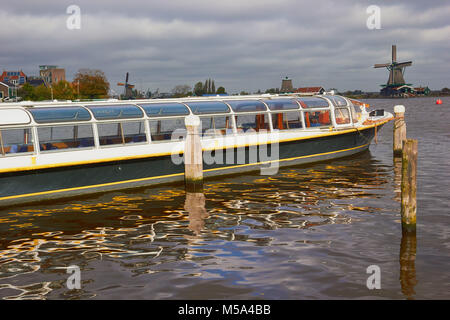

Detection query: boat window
xmin=38 ymin=124 xmax=94 ymax=152
xmin=0 ymin=128 xmax=34 ymax=156
xmin=97 ymin=121 xmax=147 ymax=146
xmin=28 ymin=107 xmax=91 ymax=123
xmin=235 ymin=113 xmax=269 ymax=133
xmin=186 ymin=101 xmax=230 ymax=115
xmin=271 ymin=111 xmax=303 ymax=130
xmin=149 ymin=118 xmax=186 ymax=142
xmin=200 ymin=115 xmax=233 ymax=137
xmin=323 ymin=95 xmax=348 ymax=107
xmin=138 ymin=103 xmax=190 ymax=117
xmin=225 ymin=100 xmax=267 ymax=113
xmin=296 ymin=97 xmax=330 ymax=108
xmin=87 ymin=104 xmax=143 ymax=120
xmin=334 ymin=107 xmax=351 ymax=125
xmin=303 ymin=110 xmax=332 ymax=128
xmin=264 ymin=99 xmax=299 ymax=111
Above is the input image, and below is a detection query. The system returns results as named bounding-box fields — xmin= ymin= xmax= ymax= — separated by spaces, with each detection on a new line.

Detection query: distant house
xmin=0 ymin=81 xmax=19 ymax=100
xmin=414 ymin=87 xmax=430 ymax=96
xmin=381 ymin=85 xmax=415 ymax=97
xmin=295 ymin=86 xmax=325 ymax=95
xmin=39 ymin=65 xmax=66 ymax=86
xmin=0 ymin=82 xmax=10 ymax=99
xmin=0 ymin=70 xmax=27 ymax=86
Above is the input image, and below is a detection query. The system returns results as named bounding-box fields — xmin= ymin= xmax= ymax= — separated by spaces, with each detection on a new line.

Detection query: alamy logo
xmin=366 ymin=265 xmax=381 ymax=289
xmin=366 ymin=5 xmax=381 ymax=30
xmin=66 ymin=5 xmax=81 ymax=30
xmin=170 ymin=128 xmax=280 ymax=175
xmin=66 ymin=265 xmax=81 ymax=289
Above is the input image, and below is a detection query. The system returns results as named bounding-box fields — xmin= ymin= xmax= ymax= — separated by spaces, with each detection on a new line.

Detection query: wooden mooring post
xmin=184 ymin=115 xmax=203 ymax=193
xmin=401 ymin=139 xmax=418 ymax=233
xmin=393 ymin=105 xmax=406 ymax=156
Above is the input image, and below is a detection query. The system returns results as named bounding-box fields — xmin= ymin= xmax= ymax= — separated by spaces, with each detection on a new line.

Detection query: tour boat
xmin=0 ymin=93 xmax=393 ymax=207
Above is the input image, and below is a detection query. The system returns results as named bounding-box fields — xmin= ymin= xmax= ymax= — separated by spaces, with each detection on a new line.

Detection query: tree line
xmin=171 ymin=78 xmax=227 ymax=98
xmin=18 ymin=69 xmax=110 ymax=101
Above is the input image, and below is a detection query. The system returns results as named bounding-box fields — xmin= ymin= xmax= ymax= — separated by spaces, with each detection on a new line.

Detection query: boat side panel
xmin=0 ymin=126 xmax=376 ymax=206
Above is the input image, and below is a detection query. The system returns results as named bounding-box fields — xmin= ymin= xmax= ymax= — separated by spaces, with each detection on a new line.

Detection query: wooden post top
xmin=394 ymin=105 xmax=405 ymax=114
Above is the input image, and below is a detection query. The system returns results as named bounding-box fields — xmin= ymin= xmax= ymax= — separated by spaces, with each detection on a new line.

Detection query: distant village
xmin=1 ymin=65 xmax=448 ymax=103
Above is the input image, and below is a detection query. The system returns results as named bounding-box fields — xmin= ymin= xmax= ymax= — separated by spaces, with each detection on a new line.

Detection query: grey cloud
xmin=0 ymin=0 xmax=449 ymax=93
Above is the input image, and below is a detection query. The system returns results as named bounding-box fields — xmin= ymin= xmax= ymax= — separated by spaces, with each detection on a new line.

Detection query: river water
xmin=0 ymin=96 xmax=448 ymax=300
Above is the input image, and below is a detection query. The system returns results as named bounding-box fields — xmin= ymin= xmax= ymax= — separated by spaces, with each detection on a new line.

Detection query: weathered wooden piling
xmin=393 ymin=105 xmax=406 ymax=156
xmin=184 ymin=115 xmax=203 ymax=193
xmin=401 ymin=139 xmax=417 ymax=233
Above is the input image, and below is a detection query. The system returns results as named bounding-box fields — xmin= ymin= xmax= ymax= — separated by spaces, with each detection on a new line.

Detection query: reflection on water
xmin=399 ymin=231 xmax=417 ymax=299
xmin=0 ymin=97 xmax=449 ymax=299
xmin=0 ymin=150 xmax=399 ymax=299
xmin=185 ymin=192 xmax=208 ymax=235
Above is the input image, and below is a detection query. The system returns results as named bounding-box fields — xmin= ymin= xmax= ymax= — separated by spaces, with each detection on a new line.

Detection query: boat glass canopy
xmin=186 ymin=101 xmax=230 ymax=115
xmin=225 ymin=100 xmax=267 ymax=113
xmin=28 ymin=106 xmax=91 ymax=123
xmin=138 ymin=103 xmax=190 ymax=117
xmin=296 ymin=97 xmax=330 ymax=108
xmin=263 ymin=99 xmax=300 ymax=111
xmin=86 ymin=104 xmax=144 ymax=120
xmin=323 ymin=95 xmax=348 ymax=107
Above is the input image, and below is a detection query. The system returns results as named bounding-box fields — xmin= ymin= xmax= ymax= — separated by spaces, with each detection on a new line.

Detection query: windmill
xmin=374 ymin=45 xmax=413 ymax=96
xmin=117 ymin=72 xmax=135 ymax=99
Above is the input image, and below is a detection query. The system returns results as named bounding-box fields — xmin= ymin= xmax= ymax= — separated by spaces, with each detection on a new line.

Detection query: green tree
xmin=203 ymin=79 xmax=208 ymax=95
xmin=216 ymin=86 xmax=226 ymax=94
xmin=211 ymin=80 xmax=215 ymax=94
xmin=73 ymin=69 xmax=110 ymax=99
xmin=18 ymin=83 xmax=35 ymax=100
xmin=194 ymin=82 xmax=204 ymax=96
xmin=34 ymin=84 xmax=51 ymax=101
xmin=53 ymin=80 xmax=75 ymax=100
xmin=172 ymin=84 xmax=192 ymax=98
xmin=265 ymin=88 xmax=280 ymax=94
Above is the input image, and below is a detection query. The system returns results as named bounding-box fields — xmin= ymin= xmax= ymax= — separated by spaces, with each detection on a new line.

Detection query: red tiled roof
xmin=295 ymin=87 xmax=324 ymax=93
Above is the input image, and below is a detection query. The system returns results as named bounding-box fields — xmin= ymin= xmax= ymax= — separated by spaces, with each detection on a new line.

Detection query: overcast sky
xmin=1 ymin=0 xmax=449 ymax=94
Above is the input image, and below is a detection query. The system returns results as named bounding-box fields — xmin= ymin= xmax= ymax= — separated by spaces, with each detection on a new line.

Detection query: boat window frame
xmin=27 ymin=106 xmax=92 ymax=124
xmin=185 ymin=101 xmax=231 ymax=115
xmin=296 ymin=96 xmax=331 ymax=109
xmin=232 ymin=110 xmax=272 ymax=134
xmin=301 ymin=107 xmax=333 ymax=130
xmin=147 ymin=116 xmax=188 ymax=143
xmin=95 ymin=119 xmax=149 ymax=148
xmin=263 ymin=98 xmax=301 ymax=112
xmin=86 ymin=104 xmax=145 ymax=121
xmin=138 ymin=102 xmax=191 ymax=118
xmin=333 ymin=106 xmax=354 ymax=127
xmin=36 ymin=122 xmax=96 ymax=154
xmin=270 ymin=110 xmax=304 ymax=132
xmin=224 ymin=99 xmax=268 ymax=113
xmin=0 ymin=126 xmax=35 ymax=157
xmin=198 ymin=114 xmax=235 ymax=139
